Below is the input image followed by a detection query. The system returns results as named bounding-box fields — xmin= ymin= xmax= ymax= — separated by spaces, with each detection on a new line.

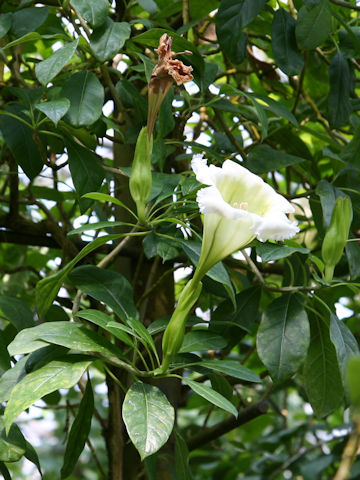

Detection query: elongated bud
xmin=322 ymin=196 xmax=352 ymax=282
xmin=160 ymin=278 xmax=202 ymax=373
xmin=129 ymin=127 xmax=153 ymax=224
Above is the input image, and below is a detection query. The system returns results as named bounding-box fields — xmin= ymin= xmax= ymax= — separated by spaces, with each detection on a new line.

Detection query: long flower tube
xmin=159 ymin=157 xmax=299 ymax=373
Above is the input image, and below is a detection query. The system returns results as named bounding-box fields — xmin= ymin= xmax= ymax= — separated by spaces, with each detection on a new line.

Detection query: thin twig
xmin=330 ymin=0 xmax=360 ymax=10
xmin=241 ymin=249 xmax=264 ymax=283
xmin=97 ymin=226 xmax=138 ymax=269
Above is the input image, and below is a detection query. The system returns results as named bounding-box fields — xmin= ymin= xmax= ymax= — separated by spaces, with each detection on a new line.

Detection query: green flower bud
xmin=129 ymin=127 xmax=153 ymax=224
xmin=322 ymin=196 xmax=352 ymax=282
xmin=160 ymin=278 xmax=202 ymax=373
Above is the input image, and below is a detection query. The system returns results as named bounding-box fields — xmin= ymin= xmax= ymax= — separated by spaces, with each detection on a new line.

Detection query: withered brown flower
xmin=147 ymin=34 xmax=193 ymax=137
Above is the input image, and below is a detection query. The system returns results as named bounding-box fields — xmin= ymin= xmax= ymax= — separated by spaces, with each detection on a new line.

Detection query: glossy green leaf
xmin=0 ymin=419 xmax=26 ymax=463
xmin=0 ymin=105 xmax=43 ymax=180
xmin=90 ymin=19 xmax=131 ymax=61
xmin=70 ymin=0 xmax=109 ymax=27
xmin=35 ymin=40 xmax=78 ymax=85
xmin=75 ymin=310 xmax=135 ymax=348
xmin=0 ymin=357 xmax=27 ymax=403
xmin=247 ymin=145 xmax=305 ymax=174
xmin=0 ymin=296 xmax=34 ymax=330
xmin=199 ymin=360 xmax=261 ymax=383
xmin=69 ymin=265 xmax=137 ymax=320
xmin=0 ymin=462 xmax=10 ymax=480
xmin=185 ymin=379 xmax=238 ymax=417
xmin=346 ymin=236 xmax=360 ymax=280
xmin=61 ymin=380 xmax=94 ymax=479
xmin=24 ymin=441 xmax=42 ymax=477
xmin=0 ymin=334 xmax=10 ymax=374
xmin=180 ymin=330 xmax=227 ymax=353
xmin=346 ymin=356 xmax=360 ymax=409
xmin=4 ymin=355 xmax=92 ymax=432
xmin=65 ymin=139 xmax=104 ymax=213
xmin=10 ymin=7 xmax=48 ymax=38
xmin=257 ymin=243 xmax=310 ymax=262
xmin=35 ymin=99 xmax=70 ymax=126
xmin=295 ymin=0 xmax=332 ymax=50
xmin=216 ymin=0 xmax=266 ymax=63
xmin=8 ymin=321 xmax=121 ymax=357
xmin=250 ymin=93 xmax=298 ymax=126
xmin=316 ymin=180 xmax=337 ymax=229
xmin=272 ymin=9 xmax=304 ymax=76
xmin=328 ymin=51 xmax=352 ymax=129
xmin=257 ymin=294 xmax=310 ymax=383
xmin=0 ymin=13 xmax=12 ymax=39
xmin=138 ymin=0 xmax=158 ymax=14
xmin=35 ymin=234 xmax=122 ymax=318
xmin=122 ymin=382 xmax=175 ymax=460
xmin=1 ymin=32 xmax=41 ymax=49
xmin=175 ymin=428 xmax=192 ymax=480
xmin=304 ymin=316 xmax=344 ymax=417
xmin=330 ymin=313 xmax=359 ymax=378
xmin=62 ymin=71 xmax=104 ymax=127
xmin=181 ymin=240 xmax=235 ymax=306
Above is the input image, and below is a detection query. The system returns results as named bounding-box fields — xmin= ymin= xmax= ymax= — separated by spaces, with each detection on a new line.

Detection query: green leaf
xmin=10 ymin=7 xmax=48 ymax=38
xmin=138 ymin=0 xmax=158 ymax=14
xmin=35 ymin=98 xmax=70 ymax=126
xmin=199 ymin=360 xmax=261 ymax=383
xmin=4 ymin=355 xmax=92 ymax=432
xmin=65 ymin=139 xmax=104 ymax=213
xmin=247 ymin=144 xmax=305 ymax=174
xmin=0 ymin=419 xmax=26 ymax=463
xmin=175 ymin=428 xmax=192 ymax=480
xmin=24 ymin=441 xmax=42 ymax=477
xmin=61 ymin=380 xmax=94 ymax=479
xmin=346 ymin=356 xmax=360 ymax=409
xmin=90 ymin=19 xmax=131 ymax=62
xmin=35 ymin=40 xmax=78 ymax=85
xmin=304 ymin=316 xmax=344 ymax=417
xmin=69 ymin=265 xmax=137 ymax=320
xmin=1 ymin=32 xmax=41 ymax=49
xmin=256 ymin=243 xmax=310 ymax=262
xmin=181 ymin=240 xmax=235 ymax=306
xmin=62 ymin=71 xmax=104 ymax=127
xmin=70 ymin=0 xmax=109 ymax=27
xmin=35 ymin=234 xmax=122 ymax=318
xmin=0 ymin=296 xmax=34 ymax=330
xmin=180 ymin=330 xmax=227 ymax=353
xmin=328 ymin=51 xmax=351 ymax=129
xmin=295 ymin=0 xmax=332 ymax=50
xmin=346 ymin=236 xmax=360 ymax=280
xmin=75 ymin=310 xmax=135 ymax=348
xmin=250 ymin=93 xmax=298 ymax=126
xmin=329 ymin=313 xmax=359 ymax=378
xmin=257 ymin=294 xmax=310 ymax=383
xmin=0 ymin=357 xmax=27 ymax=403
xmin=272 ymin=9 xmax=304 ymax=76
xmin=316 ymin=180 xmax=337 ymax=229
xmin=185 ymin=379 xmax=238 ymax=417
xmin=216 ymin=0 xmax=266 ymax=64
xmin=122 ymin=382 xmax=175 ymax=460
xmin=8 ymin=321 xmax=120 ymax=358
xmin=0 ymin=13 xmax=12 ymax=39
xmin=0 ymin=462 xmax=10 ymax=480
xmin=0 ymin=104 xmax=43 ymax=180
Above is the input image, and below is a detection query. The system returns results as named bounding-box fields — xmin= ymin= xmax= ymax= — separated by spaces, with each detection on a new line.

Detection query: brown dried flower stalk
xmin=147 ymin=33 xmax=193 ymax=137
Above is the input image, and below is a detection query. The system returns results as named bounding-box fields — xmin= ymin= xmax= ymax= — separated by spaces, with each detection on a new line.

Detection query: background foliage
xmin=0 ymin=0 xmax=360 ymax=479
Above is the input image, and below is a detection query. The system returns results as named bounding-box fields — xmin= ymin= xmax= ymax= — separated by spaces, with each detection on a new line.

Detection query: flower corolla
xmin=192 ymin=157 xmax=299 ymax=278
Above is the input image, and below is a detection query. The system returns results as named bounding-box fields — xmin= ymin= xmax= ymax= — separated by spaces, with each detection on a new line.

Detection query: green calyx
xmin=321 ymin=196 xmax=352 ymax=283
xmin=129 ymin=127 xmax=153 ymax=224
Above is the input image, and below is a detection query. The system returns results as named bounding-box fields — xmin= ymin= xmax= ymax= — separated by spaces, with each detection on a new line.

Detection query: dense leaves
xmin=0 ymin=0 xmax=359 ymax=478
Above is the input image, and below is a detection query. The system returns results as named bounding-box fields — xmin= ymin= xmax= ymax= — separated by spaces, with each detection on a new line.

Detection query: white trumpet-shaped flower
xmin=191 ymin=157 xmax=299 ymax=279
